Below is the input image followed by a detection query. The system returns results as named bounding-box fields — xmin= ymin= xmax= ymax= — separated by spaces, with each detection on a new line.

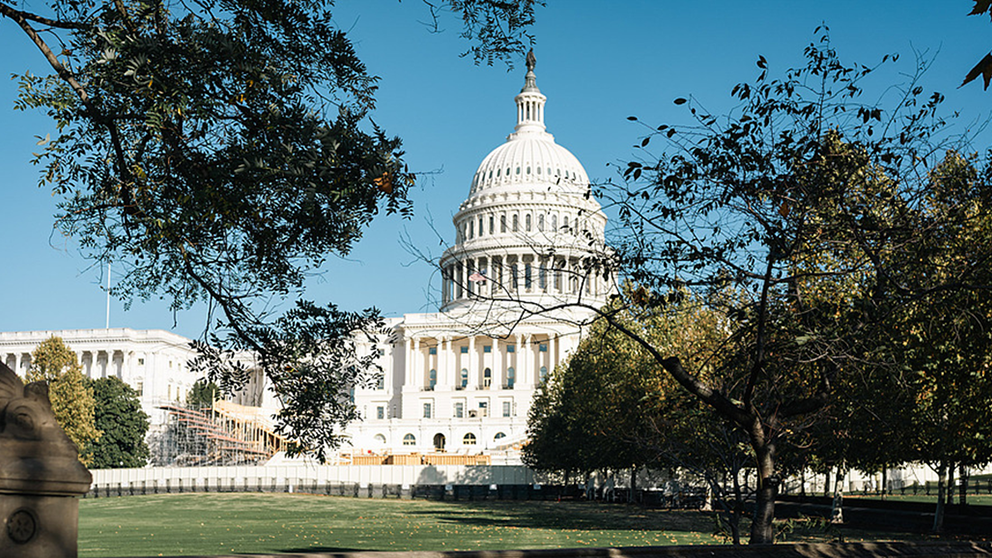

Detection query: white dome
xmin=469 ymin=131 xmax=590 ymax=197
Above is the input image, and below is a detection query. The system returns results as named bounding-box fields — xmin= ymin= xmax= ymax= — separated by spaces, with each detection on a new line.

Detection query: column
xmin=492 ymin=336 xmax=503 ymax=389
xmin=549 ymin=335 xmax=557 ymax=373
xmin=441 ymin=337 xmax=451 ymax=388
xmin=413 ymin=337 xmax=421 ymax=388
xmin=522 ymin=334 xmax=533 ymax=388
xmin=405 ymin=338 xmax=414 ymax=386
xmin=468 ymin=336 xmax=477 ymax=388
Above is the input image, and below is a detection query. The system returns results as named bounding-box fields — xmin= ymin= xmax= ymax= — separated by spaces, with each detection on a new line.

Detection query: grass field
xmin=77 ymin=493 xmax=942 ymax=557
xmin=843 ymin=493 xmax=992 ymax=505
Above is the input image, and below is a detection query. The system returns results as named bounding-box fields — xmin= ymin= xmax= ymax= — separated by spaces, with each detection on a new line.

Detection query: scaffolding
xmin=156 ymin=400 xmax=286 ymax=466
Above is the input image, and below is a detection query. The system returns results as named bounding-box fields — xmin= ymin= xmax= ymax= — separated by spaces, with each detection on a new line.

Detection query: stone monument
xmin=0 ymin=362 xmax=92 ymax=558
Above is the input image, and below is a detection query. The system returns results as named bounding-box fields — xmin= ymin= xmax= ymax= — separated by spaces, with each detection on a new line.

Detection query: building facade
xmin=345 ymin=59 xmax=613 ymax=459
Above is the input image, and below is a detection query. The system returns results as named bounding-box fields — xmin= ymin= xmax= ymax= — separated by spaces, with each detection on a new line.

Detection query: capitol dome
xmin=439 ymin=54 xmax=613 ymax=313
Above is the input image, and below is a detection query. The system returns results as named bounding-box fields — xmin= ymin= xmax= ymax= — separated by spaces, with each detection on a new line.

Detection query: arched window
xmin=525 ymin=214 xmax=532 ymax=232
xmin=460 ymin=369 xmax=469 ymax=388
xmin=552 ymin=214 xmax=558 ymax=230
xmin=540 ymin=366 xmax=549 ymax=383
xmin=403 ymin=434 xmax=416 ymax=446
xmin=524 ymin=263 xmax=532 ymax=289
xmin=538 ymin=214 xmax=544 ymax=231
xmin=500 ymin=214 xmax=507 ymax=233
xmin=506 ymin=367 xmax=515 ymax=389
xmin=484 ymin=368 xmax=492 ymax=388
xmin=512 ymin=214 xmax=519 ymax=232
xmin=494 ymin=432 xmax=506 ymax=442
xmin=539 ymin=264 xmax=547 ymax=290
xmin=374 ymin=434 xmax=386 ymax=445
xmin=564 ymin=215 xmax=570 ymax=231
xmin=463 ymin=433 xmax=477 ymax=445
xmin=469 ymin=220 xmax=474 ymax=239
xmin=479 ymin=217 xmax=484 ymax=237
xmin=489 ymin=215 xmax=494 ymax=234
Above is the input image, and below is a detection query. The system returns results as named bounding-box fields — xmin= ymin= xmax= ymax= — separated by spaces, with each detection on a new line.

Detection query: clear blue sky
xmin=1 ymin=1 xmax=988 ymax=339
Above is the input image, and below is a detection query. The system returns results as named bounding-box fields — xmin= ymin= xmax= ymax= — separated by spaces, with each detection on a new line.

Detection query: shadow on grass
xmin=404 ymin=500 xmax=710 ymax=534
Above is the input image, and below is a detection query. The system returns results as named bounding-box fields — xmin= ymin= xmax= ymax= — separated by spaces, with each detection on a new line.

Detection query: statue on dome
xmin=526 ymin=49 xmax=536 ymax=72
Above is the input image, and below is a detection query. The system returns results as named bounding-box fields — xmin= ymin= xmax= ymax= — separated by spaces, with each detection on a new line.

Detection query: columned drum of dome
xmin=440 ymin=54 xmax=611 ymax=313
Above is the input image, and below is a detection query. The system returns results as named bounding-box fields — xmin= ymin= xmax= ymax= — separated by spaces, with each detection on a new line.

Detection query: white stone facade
xmin=0 ymin=328 xmax=199 ymax=429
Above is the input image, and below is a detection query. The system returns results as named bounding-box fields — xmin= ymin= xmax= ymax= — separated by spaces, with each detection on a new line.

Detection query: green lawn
xmin=844 ymin=493 xmax=992 ymax=506
xmin=77 ymin=493 xmax=938 ymax=557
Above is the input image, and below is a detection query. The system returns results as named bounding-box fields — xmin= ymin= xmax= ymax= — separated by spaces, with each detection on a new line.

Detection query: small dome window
xmin=537 ymin=166 xmax=542 ymax=174
xmin=506 ymin=167 xmax=511 ymax=176
xmin=489 ymin=170 xmax=493 ymax=179
xmin=526 ymin=166 xmax=531 ymax=174
xmin=547 ymin=167 xmax=552 ymax=175
xmin=515 ymin=167 xmax=520 ymax=175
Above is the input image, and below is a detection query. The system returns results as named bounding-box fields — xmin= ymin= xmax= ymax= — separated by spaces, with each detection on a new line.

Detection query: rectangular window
xmin=136 ymin=381 xmax=143 ymax=397
xmin=460 ymin=346 xmax=468 ymax=354
xmin=423 ymin=403 xmax=432 ymax=419
xmin=478 ymin=401 xmax=488 ymax=417
xmin=524 ymin=264 xmax=532 ymax=289
xmin=503 ymin=401 xmax=511 ymax=417
xmin=539 ymin=344 xmax=548 ymax=352
xmin=137 ymin=358 xmax=145 ymax=366
xmin=455 ymin=402 xmax=464 ymax=418
xmin=429 ymin=347 xmax=437 ymax=355
xmin=376 ymin=406 xmax=385 ymax=420
xmin=507 ymin=345 xmax=515 ymax=353
xmin=483 ymin=345 xmax=492 ymax=353
xmin=500 ymin=214 xmax=507 ymax=233
xmin=489 ymin=215 xmax=494 ymax=234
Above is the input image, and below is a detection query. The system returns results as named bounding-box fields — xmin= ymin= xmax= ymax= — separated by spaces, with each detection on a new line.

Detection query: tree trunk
xmin=959 ymin=464 xmax=968 ymax=506
xmin=800 ymin=469 xmax=807 ymax=500
xmin=830 ymin=466 xmax=845 ymax=523
xmin=824 ymin=469 xmax=831 ymax=498
xmin=933 ymin=462 xmax=946 ymax=533
xmin=630 ymin=465 xmax=638 ymax=502
xmin=946 ymin=464 xmax=955 ymax=506
xmin=881 ymin=468 xmax=888 ymax=501
xmin=749 ymin=439 xmax=778 ymax=544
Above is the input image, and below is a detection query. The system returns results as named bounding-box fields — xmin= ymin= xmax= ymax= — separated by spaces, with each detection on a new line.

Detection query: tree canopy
xmin=87 ymin=376 xmax=151 ymax=468
xmin=27 ymin=336 xmax=102 ymax=464
xmin=1 ymin=0 xmax=538 ymax=457
xmin=597 ymin=30 xmax=991 ymax=542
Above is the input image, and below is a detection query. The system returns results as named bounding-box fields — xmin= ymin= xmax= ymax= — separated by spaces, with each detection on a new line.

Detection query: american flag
xmin=468 ymin=272 xmax=487 ymax=283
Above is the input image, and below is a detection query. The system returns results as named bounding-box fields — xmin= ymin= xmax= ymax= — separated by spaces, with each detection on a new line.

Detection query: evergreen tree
xmin=86 ymin=377 xmax=150 ymax=469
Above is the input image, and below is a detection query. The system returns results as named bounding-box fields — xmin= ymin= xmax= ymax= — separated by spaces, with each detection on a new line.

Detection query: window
xmin=539 ymin=265 xmax=547 ymax=290
xmin=429 ymin=369 xmax=437 ymax=389
xmin=484 ymin=368 xmax=492 ymax=387
xmin=507 ymin=345 xmax=515 ymax=353
xmin=403 ymin=434 xmax=416 ymax=446
xmin=483 ymin=345 xmax=492 ymax=353
xmin=137 ymin=358 xmax=145 ymax=366
xmin=539 ymin=344 xmax=548 ymax=352
xmin=374 ymin=434 xmax=386 ymax=445
xmin=423 ymin=403 xmax=432 ymax=418
xmin=489 ymin=215 xmax=494 ymax=234
xmin=524 ymin=264 xmax=532 ymax=289
xmin=376 ymin=406 xmax=385 ymax=420
xmin=136 ymin=381 xmax=143 ymax=397
xmin=460 ymin=369 xmax=469 ymax=388
xmin=376 ymin=374 xmax=385 ymax=390
xmin=510 ymin=264 xmax=519 ymax=290
xmin=538 ymin=214 xmax=544 ymax=231
xmin=506 ymin=367 xmax=515 ymax=388
xmin=525 ymin=214 xmax=531 ymax=231
xmin=494 ymin=432 xmax=506 ymax=441
xmin=502 ymin=401 xmax=511 ymax=417
xmin=512 ymin=214 xmax=519 ymax=232
xmin=469 ymin=220 xmax=474 ymax=239
xmin=564 ymin=215 xmax=570 ymax=230
xmin=540 ymin=366 xmax=549 ymax=382
xmin=479 ymin=217 xmax=484 ymax=237
xmin=455 ymin=402 xmax=464 ymax=418
xmin=429 ymin=347 xmax=437 ymax=355
xmin=463 ymin=433 xmax=477 ymax=445
xmin=478 ymin=401 xmax=488 ymax=416
xmin=501 ymin=214 xmax=507 ymax=233
xmin=552 ymin=214 xmax=558 ymax=230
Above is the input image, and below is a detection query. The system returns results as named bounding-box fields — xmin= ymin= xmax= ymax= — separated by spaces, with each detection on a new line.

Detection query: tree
xmin=597 ymin=30 xmax=989 ymax=543
xmin=87 ymin=376 xmax=150 ymax=468
xmin=186 ymin=379 xmax=221 ymax=410
xmin=1 ymin=0 xmax=537 ymax=457
xmin=964 ymin=0 xmax=992 ymax=89
xmin=26 ymin=336 xmax=102 ymax=464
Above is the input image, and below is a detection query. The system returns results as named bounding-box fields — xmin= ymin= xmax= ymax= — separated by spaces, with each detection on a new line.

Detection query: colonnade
xmin=441 ymin=253 xmax=605 ymax=305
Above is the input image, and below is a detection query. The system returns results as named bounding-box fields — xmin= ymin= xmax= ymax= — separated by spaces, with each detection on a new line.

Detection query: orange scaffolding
xmin=158 ymin=401 xmax=286 ymax=466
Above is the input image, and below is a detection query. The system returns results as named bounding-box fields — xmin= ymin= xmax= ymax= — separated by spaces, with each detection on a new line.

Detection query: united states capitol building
xmin=0 ymin=58 xmax=614 ymax=462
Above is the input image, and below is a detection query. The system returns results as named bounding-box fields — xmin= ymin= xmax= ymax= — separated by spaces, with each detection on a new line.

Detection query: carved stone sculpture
xmin=0 ymin=362 xmax=92 ymax=558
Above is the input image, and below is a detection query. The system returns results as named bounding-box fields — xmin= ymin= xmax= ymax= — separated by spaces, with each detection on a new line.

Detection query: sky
xmin=1 ymin=1 xmax=989 ymax=340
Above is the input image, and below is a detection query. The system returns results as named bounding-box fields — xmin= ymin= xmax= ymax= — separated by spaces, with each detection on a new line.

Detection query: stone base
xmin=0 ymin=493 xmax=80 ymax=558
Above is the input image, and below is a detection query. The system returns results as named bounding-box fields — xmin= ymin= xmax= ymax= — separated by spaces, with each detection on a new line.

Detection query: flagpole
xmin=105 ymin=262 xmax=111 ymax=329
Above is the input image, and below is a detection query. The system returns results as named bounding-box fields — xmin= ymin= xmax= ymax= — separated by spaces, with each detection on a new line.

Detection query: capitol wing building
xmin=0 ymin=59 xmax=615 ymax=462
xmin=346 ymin=60 xmax=614 ymax=458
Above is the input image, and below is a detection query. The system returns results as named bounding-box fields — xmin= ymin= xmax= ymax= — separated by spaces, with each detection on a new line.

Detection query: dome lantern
xmin=513 ymin=49 xmax=546 ymax=135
